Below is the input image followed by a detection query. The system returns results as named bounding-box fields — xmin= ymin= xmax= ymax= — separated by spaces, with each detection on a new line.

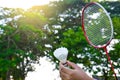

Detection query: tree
xmin=38 ymin=0 xmax=120 ymax=79
xmin=0 ymin=0 xmax=120 ymax=79
xmin=0 ymin=8 xmax=48 ymax=80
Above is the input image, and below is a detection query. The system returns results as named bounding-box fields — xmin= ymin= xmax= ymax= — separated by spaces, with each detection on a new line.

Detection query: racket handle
xmin=104 ymin=47 xmax=118 ymax=80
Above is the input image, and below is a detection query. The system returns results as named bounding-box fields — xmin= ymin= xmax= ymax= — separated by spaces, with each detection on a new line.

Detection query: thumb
xmin=66 ymin=61 xmax=79 ymax=69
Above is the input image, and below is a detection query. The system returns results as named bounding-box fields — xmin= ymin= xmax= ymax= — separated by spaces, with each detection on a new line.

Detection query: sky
xmin=25 ymin=57 xmax=61 ymax=80
xmin=0 ymin=0 xmax=118 ymax=9
xmin=0 ymin=0 xmax=58 ymax=9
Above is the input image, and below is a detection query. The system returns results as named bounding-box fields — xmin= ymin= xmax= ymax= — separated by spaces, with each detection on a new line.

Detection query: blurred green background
xmin=0 ymin=0 xmax=120 ymax=80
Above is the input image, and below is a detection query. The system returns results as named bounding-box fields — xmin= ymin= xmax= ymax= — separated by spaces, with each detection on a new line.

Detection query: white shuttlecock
xmin=53 ymin=47 xmax=68 ymax=63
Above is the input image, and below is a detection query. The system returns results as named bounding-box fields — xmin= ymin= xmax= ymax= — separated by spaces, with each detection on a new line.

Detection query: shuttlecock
xmin=53 ymin=47 xmax=68 ymax=63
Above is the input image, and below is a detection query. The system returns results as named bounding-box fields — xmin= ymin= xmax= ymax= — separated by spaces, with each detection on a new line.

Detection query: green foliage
xmin=109 ymin=17 xmax=120 ymax=75
xmin=0 ymin=0 xmax=120 ymax=80
xmin=101 ymin=1 xmax=120 ymax=17
xmin=112 ymin=17 xmax=120 ymax=39
xmin=45 ymin=0 xmax=120 ymax=79
xmin=0 ymin=7 xmax=48 ymax=79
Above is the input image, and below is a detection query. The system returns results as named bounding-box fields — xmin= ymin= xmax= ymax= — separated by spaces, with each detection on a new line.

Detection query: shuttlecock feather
xmin=53 ymin=47 xmax=68 ymax=63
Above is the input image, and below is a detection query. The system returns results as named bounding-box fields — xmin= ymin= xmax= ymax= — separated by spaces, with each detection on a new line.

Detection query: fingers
xmin=59 ymin=63 xmax=67 ymax=80
xmin=60 ymin=70 xmax=69 ymax=80
xmin=59 ymin=61 xmax=94 ymax=80
xmin=59 ymin=62 xmax=72 ymax=74
xmin=66 ymin=61 xmax=79 ymax=69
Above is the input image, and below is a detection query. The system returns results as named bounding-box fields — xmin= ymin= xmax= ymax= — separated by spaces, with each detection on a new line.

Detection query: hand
xmin=59 ymin=61 xmax=94 ymax=80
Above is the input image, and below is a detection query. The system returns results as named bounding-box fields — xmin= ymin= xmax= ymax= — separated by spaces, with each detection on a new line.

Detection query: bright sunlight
xmin=0 ymin=0 xmax=57 ymax=9
xmin=0 ymin=0 xmax=60 ymax=80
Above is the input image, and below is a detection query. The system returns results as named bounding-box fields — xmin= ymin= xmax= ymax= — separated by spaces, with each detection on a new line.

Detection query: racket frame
xmin=81 ymin=2 xmax=114 ymax=49
xmin=81 ymin=2 xmax=118 ymax=80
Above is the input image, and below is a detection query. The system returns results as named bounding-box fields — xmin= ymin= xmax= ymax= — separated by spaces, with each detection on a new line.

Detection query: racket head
xmin=81 ymin=2 xmax=113 ymax=48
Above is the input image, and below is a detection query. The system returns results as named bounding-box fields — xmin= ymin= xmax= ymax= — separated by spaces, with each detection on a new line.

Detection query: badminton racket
xmin=81 ymin=2 xmax=118 ymax=80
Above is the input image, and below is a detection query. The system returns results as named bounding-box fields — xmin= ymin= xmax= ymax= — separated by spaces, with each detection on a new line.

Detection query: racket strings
xmin=83 ymin=4 xmax=112 ymax=47
xmin=82 ymin=3 xmax=118 ymax=80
